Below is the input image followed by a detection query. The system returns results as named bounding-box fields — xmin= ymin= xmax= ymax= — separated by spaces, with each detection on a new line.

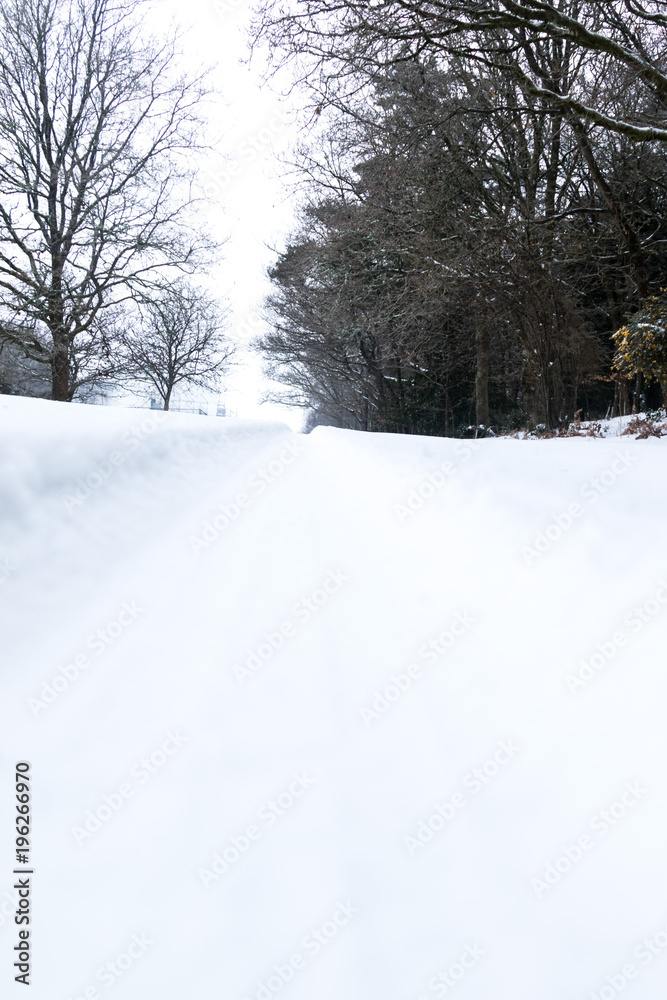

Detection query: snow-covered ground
xmin=509 ymin=410 xmax=667 ymax=439
xmin=1 ymin=394 xmax=667 ymax=1000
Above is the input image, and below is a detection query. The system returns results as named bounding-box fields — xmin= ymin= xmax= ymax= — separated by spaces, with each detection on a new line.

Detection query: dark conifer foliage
xmin=255 ymin=6 xmax=667 ymax=432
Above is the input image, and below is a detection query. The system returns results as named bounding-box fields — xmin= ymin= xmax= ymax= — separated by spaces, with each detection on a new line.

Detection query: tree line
xmin=253 ymin=0 xmax=667 ymax=433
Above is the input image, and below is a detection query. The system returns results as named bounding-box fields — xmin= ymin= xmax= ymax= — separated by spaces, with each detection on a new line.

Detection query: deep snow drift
xmin=1 ymin=394 xmax=667 ymax=1000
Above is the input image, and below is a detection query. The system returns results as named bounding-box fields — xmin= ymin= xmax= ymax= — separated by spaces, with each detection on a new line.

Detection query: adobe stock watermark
xmin=70 ymin=730 xmax=189 ymax=846
xmin=198 ymin=109 xmax=291 ymax=199
xmin=359 ymin=612 xmax=477 ymax=726
xmin=566 ymin=579 xmax=667 ymax=694
xmin=405 ymin=740 xmax=520 ymax=856
xmin=212 ymin=0 xmax=247 ymax=18
xmin=394 ymin=441 xmax=481 ymax=523
xmin=531 ymin=781 xmax=647 ymax=898
xmin=27 ymin=600 xmax=144 ymax=716
xmin=522 ymin=450 xmax=638 ymax=565
xmin=232 ymin=569 xmax=348 ymax=683
xmin=587 ymin=916 xmax=667 ymax=1000
xmin=198 ymin=771 xmax=315 ymax=887
xmin=229 ymin=310 xmax=263 ymax=342
xmin=415 ymin=943 xmax=486 ymax=999
xmin=189 ymin=438 xmax=306 ymax=553
xmin=61 ymin=413 xmax=167 ymax=513
xmin=0 ymin=555 xmax=17 ymax=584
xmin=240 ymin=900 xmax=358 ymax=1000
xmin=0 ymin=885 xmax=19 ymax=933
xmin=65 ymin=933 xmax=153 ymax=999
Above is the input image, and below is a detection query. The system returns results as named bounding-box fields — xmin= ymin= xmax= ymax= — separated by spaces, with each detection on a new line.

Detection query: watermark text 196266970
xmin=13 ymin=761 xmax=32 ymax=985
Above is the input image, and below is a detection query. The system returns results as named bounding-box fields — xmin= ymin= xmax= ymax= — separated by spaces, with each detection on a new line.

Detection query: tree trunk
xmin=163 ymin=387 xmax=171 ymax=410
xmin=632 ymin=372 xmax=642 ymax=413
xmin=49 ymin=253 xmax=70 ymax=400
xmin=51 ymin=334 xmax=69 ymax=401
xmin=544 ymin=109 xmax=562 ymax=223
xmin=475 ymin=324 xmax=490 ymax=428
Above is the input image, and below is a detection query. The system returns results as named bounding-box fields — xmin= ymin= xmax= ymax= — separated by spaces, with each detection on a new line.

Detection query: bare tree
xmin=253 ymin=1 xmax=667 ymax=305
xmin=253 ymin=1 xmax=667 ymax=142
xmin=119 ymin=281 xmax=235 ymax=410
xmin=0 ymin=0 xmax=214 ymax=401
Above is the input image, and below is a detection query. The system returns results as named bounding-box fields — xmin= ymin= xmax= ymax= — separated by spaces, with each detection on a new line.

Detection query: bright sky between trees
xmin=149 ymin=0 xmax=303 ymax=427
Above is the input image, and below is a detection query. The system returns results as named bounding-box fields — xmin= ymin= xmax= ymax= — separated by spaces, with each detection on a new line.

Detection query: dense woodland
xmin=254 ymin=1 xmax=667 ymax=434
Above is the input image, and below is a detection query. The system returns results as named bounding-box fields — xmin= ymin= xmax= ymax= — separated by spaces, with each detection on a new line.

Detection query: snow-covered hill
xmin=2 ymin=394 xmax=667 ymax=1000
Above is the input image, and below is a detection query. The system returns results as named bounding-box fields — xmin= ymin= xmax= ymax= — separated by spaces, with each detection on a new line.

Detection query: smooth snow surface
xmin=1 ymin=395 xmax=667 ymax=1000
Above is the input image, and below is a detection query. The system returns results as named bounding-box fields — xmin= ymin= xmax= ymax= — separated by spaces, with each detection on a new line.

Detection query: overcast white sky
xmin=152 ymin=0 xmax=305 ymax=428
